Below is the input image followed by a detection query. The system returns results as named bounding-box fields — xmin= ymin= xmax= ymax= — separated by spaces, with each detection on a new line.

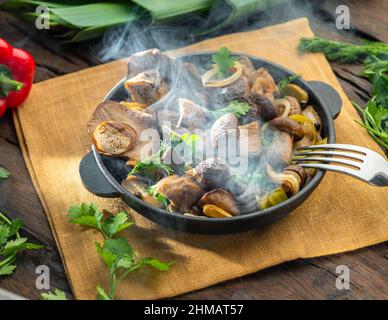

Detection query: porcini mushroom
xmin=270 ymin=117 xmax=304 ymax=140
xmin=154 ymin=175 xmax=206 ymax=213
xmin=193 ymin=158 xmax=230 ymax=190
xmin=87 ymin=101 xmax=158 ymax=161
xmin=198 ymin=189 xmax=240 ymax=216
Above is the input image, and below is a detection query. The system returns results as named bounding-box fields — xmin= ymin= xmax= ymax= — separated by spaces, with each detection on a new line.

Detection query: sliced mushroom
xmin=125 ymin=69 xmax=169 ymax=106
xmin=274 ymin=96 xmax=301 ymax=117
xmin=198 ymin=189 xmax=240 ymax=216
xmin=210 ymin=112 xmax=239 ymax=149
xmin=88 ymin=101 xmax=158 ymax=160
xmin=154 ymin=175 xmax=206 ymax=213
xmin=121 ymin=176 xmax=165 ymax=209
xmin=121 ymin=175 xmax=148 ymax=195
xmin=127 ymin=48 xmax=173 ymax=79
xmin=238 ymin=121 xmax=261 ymax=157
xmin=266 ymin=164 xmax=306 ymax=196
xmin=266 ymin=130 xmax=293 ymax=168
xmin=207 ymin=76 xmax=250 ymax=109
xmin=273 ymin=98 xmax=291 ymax=117
xmin=193 ymin=158 xmax=230 ymax=190
xmin=237 ymin=56 xmax=255 ymax=78
xmin=120 ymin=101 xmax=148 ymax=112
xmin=285 ymin=96 xmax=302 ymax=115
xmin=270 ymin=117 xmax=304 ymax=140
xmin=92 ymin=121 xmax=137 ymax=156
xmin=250 ymin=67 xmax=278 ymax=99
xmin=176 ymin=98 xmax=210 ymax=132
xmin=250 ymin=93 xmax=277 ymax=121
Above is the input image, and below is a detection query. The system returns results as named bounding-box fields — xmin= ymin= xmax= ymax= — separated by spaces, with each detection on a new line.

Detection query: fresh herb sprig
xmin=0 ymin=166 xmax=10 ymax=179
xmin=41 ymin=289 xmax=68 ymax=300
xmin=68 ymin=203 xmax=133 ymax=239
xmin=0 ymin=212 xmax=43 ymax=276
xmin=299 ymin=37 xmax=388 ymax=63
xmin=277 ymin=74 xmax=301 ymax=97
xmin=212 ymin=47 xmax=237 ymax=79
xmin=299 ymin=37 xmax=388 ymax=150
xmin=129 ymin=143 xmax=174 ymax=181
xmin=360 ymin=57 xmax=388 ymax=106
xmin=211 ymin=100 xmax=251 ymax=118
xmin=147 ymin=185 xmax=170 ymax=209
xmin=67 ymin=203 xmax=172 ymax=300
xmin=353 ymin=100 xmax=388 ymax=149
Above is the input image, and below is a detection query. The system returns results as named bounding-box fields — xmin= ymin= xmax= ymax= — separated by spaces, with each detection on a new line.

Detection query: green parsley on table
xmin=0 ymin=212 xmax=43 ymax=277
xmin=67 ymin=203 xmax=173 ymax=300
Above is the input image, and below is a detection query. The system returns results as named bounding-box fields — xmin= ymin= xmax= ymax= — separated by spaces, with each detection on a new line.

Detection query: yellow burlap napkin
xmin=13 ymin=18 xmax=388 ymax=300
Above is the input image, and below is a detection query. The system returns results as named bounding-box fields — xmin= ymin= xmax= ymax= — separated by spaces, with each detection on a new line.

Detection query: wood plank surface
xmin=0 ymin=0 xmax=387 ymax=300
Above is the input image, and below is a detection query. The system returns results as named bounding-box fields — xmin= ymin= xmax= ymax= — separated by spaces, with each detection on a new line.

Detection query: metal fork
xmin=292 ymin=144 xmax=388 ymax=186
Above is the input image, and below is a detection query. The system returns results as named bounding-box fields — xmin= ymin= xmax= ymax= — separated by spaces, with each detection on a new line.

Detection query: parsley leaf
xmin=147 ymin=185 xmax=170 ymax=208
xmin=277 ymin=74 xmax=302 ymax=97
xmin=0 ymin=264 xmax=17 ymax=276
xmin=211 ymin=100 xmax=251 ymax=118
xmin=67 ymin=203 xmax=132 ymax=239
xmin=68 ymin=203 xmax=173 ymax=300
xmin=129 ymin=143 xmax=174 ymax=181
xmin=0 ymin=166 xmax=9 ymax=179
xmin=41 ymin=289 xmax=68 ymax=300
xmin=0 ymin=212 xmax=43 ymax=277
xmin=102 ymin=212 xmax=133 ymax=239
xmin=212 ymin=47 xmax=237 ymax=79
xmin=2 ymin=237 xmax=42 ymax=257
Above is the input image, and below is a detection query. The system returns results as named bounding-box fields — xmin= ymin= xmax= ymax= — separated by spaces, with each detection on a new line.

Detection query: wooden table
xmin=0 ymin=0 xmax=387 ymax=300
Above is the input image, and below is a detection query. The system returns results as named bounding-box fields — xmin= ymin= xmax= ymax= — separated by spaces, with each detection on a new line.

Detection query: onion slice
xmin=201 ymin=62 xmax=243 ymax=87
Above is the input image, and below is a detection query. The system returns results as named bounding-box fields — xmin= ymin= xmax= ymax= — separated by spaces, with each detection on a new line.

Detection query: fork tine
xmin=298 ymin=163 xmax=360 ymax=177
xmin=297 ymin=144 xmax=368 ymax=154
xmin=292 ymin=156 xmax=362 ymax=168
xmin=293 ymin=150 xmax=365 ymax=161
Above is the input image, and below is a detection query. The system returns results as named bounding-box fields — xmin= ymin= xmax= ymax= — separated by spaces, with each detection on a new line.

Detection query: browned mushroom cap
xmin=270 ymin=117 xmax=304 ymax=140
xmin=210 ymin=112 xmax=239 ymax=148
xmin=250 ymin=93 xmax=277 ymax=121
xmin=154 ymin=175 xmax=206 ymax=213
xmin=198 ymin=189 xmax=240 ymax=216
xmin=92 ymin=121 xmax=137 ymax=156
xmin=250 ymin=67 xmax=278 ymax=99
xmin=88 ymin=101 xmax=158 ymax=160
xmin=238 ymin=121 xmax=261 ymax=157
xmin=266 ymin=130 xmax=293 ymax=168
xmin=176 ymin=98 xmax=210 ymax=132
xmin=193 ymin=158 xmax=230 ymax=190
xmin=125 ymin=69 xmax=169 ymax=106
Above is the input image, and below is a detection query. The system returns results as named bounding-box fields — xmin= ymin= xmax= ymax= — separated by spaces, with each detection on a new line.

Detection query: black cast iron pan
xmin=79 ymin=52 xmax=342 ymax=234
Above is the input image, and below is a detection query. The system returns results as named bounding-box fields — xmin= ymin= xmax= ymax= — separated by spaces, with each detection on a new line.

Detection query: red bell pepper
xmin=0 ymin=38 xmax=35 ymax=117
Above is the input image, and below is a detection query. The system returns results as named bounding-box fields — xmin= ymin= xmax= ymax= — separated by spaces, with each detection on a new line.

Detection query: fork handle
xmin=370 ymin=171 xmax=388 ymax=186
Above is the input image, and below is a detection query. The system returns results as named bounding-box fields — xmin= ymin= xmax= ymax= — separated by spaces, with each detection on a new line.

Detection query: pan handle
xmin=79 ymin=152 xmax=121 ymax=198
xmin=307 ymin=81 xmax=342 ymax=119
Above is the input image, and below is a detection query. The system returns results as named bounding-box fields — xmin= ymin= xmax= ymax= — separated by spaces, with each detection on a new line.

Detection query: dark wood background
xmin=0 ymin=0 xmax=387 ymax=300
